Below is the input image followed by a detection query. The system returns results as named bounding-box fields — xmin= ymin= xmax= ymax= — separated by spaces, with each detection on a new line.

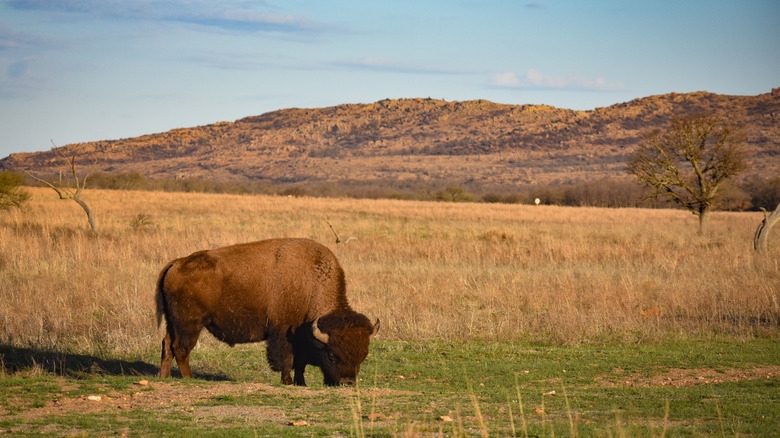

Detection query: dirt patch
xmin=191 ymin=405 xmax=286 ymax=423
xmin=599 ymin=365 xmax=780 ymax=388
xmin=9 ymin=379 xmax=419 ymax=424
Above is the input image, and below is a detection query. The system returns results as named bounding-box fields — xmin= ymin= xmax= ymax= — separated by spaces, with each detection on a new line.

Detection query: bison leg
xmin=266 ymin=328 xmax=294 ymax=385
xmin=160 ymin=332 xmax=174 ymax=378
xmin=172 ymin=331 xmax=200 ymax=378
xmin=162 ymin=321 xmax=202 ymax=378
xmin=293 ymin=359 xmax=307 ymax=386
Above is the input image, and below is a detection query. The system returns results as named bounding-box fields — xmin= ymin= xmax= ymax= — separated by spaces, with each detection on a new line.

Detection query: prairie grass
xmin=0 ymin=188 xmax=778 ymax=357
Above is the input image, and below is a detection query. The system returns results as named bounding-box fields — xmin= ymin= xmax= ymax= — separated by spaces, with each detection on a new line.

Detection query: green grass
xmin=1 ymin=339 xmax=779 ymax=436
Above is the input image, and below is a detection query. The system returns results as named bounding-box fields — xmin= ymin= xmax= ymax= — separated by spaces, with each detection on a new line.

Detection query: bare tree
xmin=626 ymin=114 xmax=747 ymax=233
xmin=754 ymin=203 xmax=780 ymax=254
xmin=25 ymin=145 xmax=98 ymax=233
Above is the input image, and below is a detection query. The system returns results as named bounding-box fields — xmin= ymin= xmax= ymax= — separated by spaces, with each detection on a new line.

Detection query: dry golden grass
xmin=1 ymin=188 xmax=778 ymax=356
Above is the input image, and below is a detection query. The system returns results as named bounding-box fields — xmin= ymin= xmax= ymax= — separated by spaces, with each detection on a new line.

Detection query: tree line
xmin=3 ymin=168 xmax=777 ymax=212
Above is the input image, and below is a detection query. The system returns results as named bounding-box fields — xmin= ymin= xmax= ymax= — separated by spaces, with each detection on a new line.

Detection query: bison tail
xmin=155 ymin=261 xmax=175 ymax=328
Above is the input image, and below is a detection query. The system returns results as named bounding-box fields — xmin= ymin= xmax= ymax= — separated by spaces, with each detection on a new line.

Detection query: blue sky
xmin=1 ymin=0 xmax=778 ymax=157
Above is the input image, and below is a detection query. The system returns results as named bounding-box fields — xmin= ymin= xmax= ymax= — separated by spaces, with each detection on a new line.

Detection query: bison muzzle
xmin=155 ymin=238 xmax=379 ymax=386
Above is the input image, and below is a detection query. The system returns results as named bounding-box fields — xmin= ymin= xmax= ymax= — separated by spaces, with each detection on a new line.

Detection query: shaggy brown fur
xmin=156 ymin=238 xmax=378 ymax=386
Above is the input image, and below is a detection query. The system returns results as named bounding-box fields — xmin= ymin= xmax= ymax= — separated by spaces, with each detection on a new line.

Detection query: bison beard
xmin=155 ymin=238 xmax=379 ymax=386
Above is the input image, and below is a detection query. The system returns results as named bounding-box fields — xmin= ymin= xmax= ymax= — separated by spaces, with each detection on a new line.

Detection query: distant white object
xmin=534 ymin=198 xmax=541 ymax=205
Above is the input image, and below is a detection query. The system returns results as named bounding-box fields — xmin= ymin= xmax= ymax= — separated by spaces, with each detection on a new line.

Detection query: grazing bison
xmin=155 ymin=238 xmax=379 ymax=386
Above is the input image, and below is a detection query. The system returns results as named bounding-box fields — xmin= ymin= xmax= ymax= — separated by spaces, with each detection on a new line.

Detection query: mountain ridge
xmin=2 ymin=90 xmax=778 ymax=189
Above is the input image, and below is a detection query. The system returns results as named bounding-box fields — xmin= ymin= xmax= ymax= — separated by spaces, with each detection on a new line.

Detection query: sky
xmin=1 ymin=0 xmax=778 ymax=157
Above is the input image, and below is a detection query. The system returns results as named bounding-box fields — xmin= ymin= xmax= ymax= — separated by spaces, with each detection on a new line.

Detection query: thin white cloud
xmin=491 ymin=69 xmax=624 ymax=91
xmin=492 ymin=72 xmax=522 ymax=87
xmin=6 ymin=0 xmax=325 ymax=34
xmin=337 ymin=57 xmax=466 ymax=75
xmin=167 ymin=10 xmax=324 ymax=34
xmin=0 ymin=26 xmax=40 ymax=50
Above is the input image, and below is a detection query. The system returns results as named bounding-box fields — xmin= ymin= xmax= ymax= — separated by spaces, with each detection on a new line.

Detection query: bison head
xmin=311 ymin=311 xmax=379 ymax=386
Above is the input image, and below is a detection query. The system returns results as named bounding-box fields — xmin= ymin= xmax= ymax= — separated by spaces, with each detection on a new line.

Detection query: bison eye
xmin=326 ymin=351 xmax=338 ymax=364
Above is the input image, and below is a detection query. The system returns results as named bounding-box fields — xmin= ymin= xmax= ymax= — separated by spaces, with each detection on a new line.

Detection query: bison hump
xmin=178 ymin=250 xmax=219 ymax=274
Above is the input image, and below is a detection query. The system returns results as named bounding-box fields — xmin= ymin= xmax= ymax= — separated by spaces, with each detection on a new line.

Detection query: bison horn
xmin=312 ymin=318 xmax=330 ymax=344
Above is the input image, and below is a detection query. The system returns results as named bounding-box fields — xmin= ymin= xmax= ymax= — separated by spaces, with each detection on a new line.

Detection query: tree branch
xmin=23 ymin=170 xmax=67 ymax=199
xmin=25 ymin=143 xmax=99 ymax=233
xmin=754 ymin=203 xmax=780 ymax=254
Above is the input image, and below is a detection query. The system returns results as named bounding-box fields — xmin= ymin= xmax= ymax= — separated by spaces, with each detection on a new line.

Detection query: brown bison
xmin=155 ymin=238 xmax=379 ymax=386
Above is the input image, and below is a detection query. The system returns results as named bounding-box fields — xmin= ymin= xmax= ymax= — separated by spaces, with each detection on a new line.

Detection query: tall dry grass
xmin=1 ymin=188 xmax=778 ymax=357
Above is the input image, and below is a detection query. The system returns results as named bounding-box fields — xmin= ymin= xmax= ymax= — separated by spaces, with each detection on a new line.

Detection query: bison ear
xmin=312 ymin=318 xmax=330 ymax=345
xmin=371 ymin=318 xmax=380 ymax=337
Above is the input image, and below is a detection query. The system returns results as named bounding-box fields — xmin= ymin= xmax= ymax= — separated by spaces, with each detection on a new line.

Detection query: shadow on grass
xmin=0 ymin=344 xmax=231 ymax=381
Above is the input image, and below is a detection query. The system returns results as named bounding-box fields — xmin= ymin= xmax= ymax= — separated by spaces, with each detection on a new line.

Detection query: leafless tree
xmin=626 ymin=114 xmax=747 ymax=233
xmin=754 ymin=203 xmax=780 ymax=254
xmin=25 ymin=144 xmax=98 ymax=233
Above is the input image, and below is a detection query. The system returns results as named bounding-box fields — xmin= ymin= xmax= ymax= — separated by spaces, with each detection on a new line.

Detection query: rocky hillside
xmin=2 ymin=90 xmax=778 ymax=189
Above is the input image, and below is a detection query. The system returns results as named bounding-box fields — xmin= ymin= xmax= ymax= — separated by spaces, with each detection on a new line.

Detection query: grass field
xmin=1 ymin=187 xmax=779 ymax=436
xmin=1 ymin=340 xmax=778 ymax=436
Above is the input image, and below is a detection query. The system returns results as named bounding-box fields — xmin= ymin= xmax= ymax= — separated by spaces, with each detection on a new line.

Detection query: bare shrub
xmin=0 ymin=171 xmax=30 ymax=210
xmin=129 ymin=213 xmax=155 ymax=232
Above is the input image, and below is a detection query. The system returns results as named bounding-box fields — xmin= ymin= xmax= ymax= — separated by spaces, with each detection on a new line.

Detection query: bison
xmin=155 ymin=238 xmax=379 ymax=386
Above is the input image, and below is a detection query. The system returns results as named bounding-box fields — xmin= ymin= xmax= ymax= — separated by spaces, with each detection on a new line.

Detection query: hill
xmin=2 ymin=90 xmax=778 ymax=192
